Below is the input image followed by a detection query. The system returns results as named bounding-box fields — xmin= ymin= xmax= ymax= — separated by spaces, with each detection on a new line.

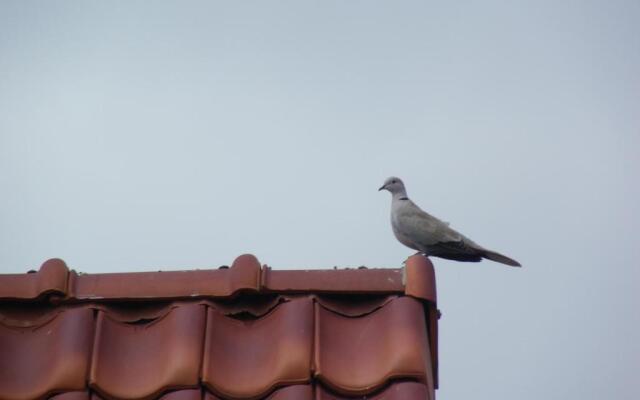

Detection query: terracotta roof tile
xmin=426 ymin=302 xmax=439 ymax=390
xmin=202 ymin=298 xmax=314 ymax=399
xmin=153 ymin=390 xmax=202 ymax=400
xmin=262 ymin=268 xmax=404 ymax=294
xmin=0 ymin=254 xmax=436 ymax=302
xmin=0 ymin=258 xmax=69 ymax=300
xmin=0 ymin=308 xmax=93 ymax=400
xmin=48 ymin=384 xmax=429 ymax=400
xmin=71 ymin=255 xmax=261 ymax=300
xmin=204 ymin=385 xmax=313 ymax=400
xmin=0 ymin=254 xmax=439 ymax=400
xmin=90 ymin=389 xmax=202 ymax=400
xmin=50 ymin=393 xmax=90 ymax=400
xmin=314 ymin=297 xmax=431 ymax=396
xmin=262 ymin=385 xmax=314 ymax=400
xmin=314 ymin=294 xmax=397 ymax=317
xmin=90 ymin=304 xmax=206 ymax=400
xmin=317 ymin=381 xmax=431 ymax=400
xmin=404 ymin=255 xmax=437 ymax=303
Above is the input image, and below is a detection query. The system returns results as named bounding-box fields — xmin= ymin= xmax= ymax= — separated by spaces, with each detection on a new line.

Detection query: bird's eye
xmin=392 ymin=180 xmax=396 ymax=184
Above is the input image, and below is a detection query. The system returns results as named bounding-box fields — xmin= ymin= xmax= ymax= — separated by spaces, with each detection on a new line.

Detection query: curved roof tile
xmin=0 ymin=308 xmax=93 ymax=400
xmin=89 ymin=389 xmax=202 ymax=400
xmin=204 ymin=384 xmax=313 ymax=400
xmin=314 ymin=297 xmax=431 ymax=395
xmin=89 ymin=304 xmax=206 ymax=400
xmin=202 ymin=298 xmax=314 ymax=399
xmin=317 ymin=381 xmax=431 ymax=400
xmin=50 ymin=393 xmax=90 ymax=400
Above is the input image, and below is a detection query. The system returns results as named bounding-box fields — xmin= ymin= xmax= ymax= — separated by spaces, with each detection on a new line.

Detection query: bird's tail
xmin=480 ymin=249 xmax=521 ymax=267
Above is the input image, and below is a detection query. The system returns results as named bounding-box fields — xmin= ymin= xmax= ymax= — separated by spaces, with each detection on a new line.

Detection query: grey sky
xmin=1 ymin=1 xmax=638 ymax=399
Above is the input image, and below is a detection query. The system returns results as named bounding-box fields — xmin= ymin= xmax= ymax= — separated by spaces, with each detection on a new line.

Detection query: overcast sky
xmin=1 ymin=1 xmax=638 ymax=399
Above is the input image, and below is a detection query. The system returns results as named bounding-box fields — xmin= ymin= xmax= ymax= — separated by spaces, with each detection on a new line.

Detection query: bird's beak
xmin=378 ymin=185 xmax=386 ymax=191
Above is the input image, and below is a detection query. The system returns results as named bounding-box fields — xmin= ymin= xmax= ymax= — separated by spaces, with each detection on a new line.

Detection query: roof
xmin=0 ymin=254 xmax=439 ymax=400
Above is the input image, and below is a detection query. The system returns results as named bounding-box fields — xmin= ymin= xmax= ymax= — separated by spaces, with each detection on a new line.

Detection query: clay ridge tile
xmin=261 ymin=267 xmax=404 ymax=294
xmin=0 ymin=254 xmax=438 ymax=303
xmin=403 ymin=254 xmax=437 ymax=303
xmin=70 ymin=254 xmax=261 ymax=300
xmin=0 ymin=258 xmax=68 ymax=300
xmin=402 ymin=255 xmax=439 ymax=389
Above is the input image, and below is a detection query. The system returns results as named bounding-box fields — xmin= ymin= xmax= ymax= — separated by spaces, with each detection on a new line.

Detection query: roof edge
xmin=404 ymin=255 xmax=437 ymax=304
xmin=0 ymin=254 xmax=438 ymax=304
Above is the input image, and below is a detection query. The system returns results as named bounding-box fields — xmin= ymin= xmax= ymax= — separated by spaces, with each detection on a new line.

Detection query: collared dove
xmin=379 ymin=177 xmax=521 ymax=267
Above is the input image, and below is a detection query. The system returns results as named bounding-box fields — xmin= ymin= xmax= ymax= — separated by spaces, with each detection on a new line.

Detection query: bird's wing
xmin=394 ymin=200 xmax=464 ymax=247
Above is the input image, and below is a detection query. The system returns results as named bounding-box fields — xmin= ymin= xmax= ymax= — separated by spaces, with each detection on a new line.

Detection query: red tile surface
xmin=49 ymin=384 xmax=429 ymax=400
xmin=404 ymin=255 xmax=437 ymax=303
xmin=0 ymin=254 xmax=437 ymax=304
xmin=426 ymin=302 xmax=439 ymax=390
xmin=158 ymin=390 xmax=203 ymax=400
xmin=90 ymin=304 xmax=206 ymax=400
xmin=314 ymin=295 xmax=397 ymax=317
xmin=262 ymin=268 xmax=404 ymax=294
xmin=0 ymin=302 xmax=67 ymax=328
xmin=203 ymin=298 xmax=314 ymax=399
xmin=0 ymin=258 xmax=68 ymax=300
xmin=0 ymin=308 xmax=93 ymax=400
xmin=317 ymin=381 xmax=431 ymax=400
xmin=50 ymin=393 xmax=90 ymax=400
xmin=402 ymin=255 xmax=439 ymax=389
xmin=315 ymin=297 xmax=431 ymax=395
xmin=90 ymin=389 xmax=202 ymax=400
xmin=71 ymin=254 xmax=261 ymax=300
xmin=264 ymin=385 xmax=313 ymax=400
xmin=204 ymin=385 xmax=313 ymax=400
xmin=0 ymin=254 xmax=438 ymax=400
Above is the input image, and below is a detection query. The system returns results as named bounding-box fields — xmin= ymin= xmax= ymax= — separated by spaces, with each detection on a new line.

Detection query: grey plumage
xmin=379 ymin=177 xmax=521 ymax=267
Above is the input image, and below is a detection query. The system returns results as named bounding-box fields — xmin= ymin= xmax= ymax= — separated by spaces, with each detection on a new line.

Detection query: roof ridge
xmin=0 ymin=254 xmax=436 ymax=305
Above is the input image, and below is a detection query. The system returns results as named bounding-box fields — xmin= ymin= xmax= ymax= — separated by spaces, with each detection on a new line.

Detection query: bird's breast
xmin=391 ymin=213 xmax=419 ymax=251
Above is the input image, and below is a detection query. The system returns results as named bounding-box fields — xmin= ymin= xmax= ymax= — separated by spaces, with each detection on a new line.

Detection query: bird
xmin=379 ymin=176 xmax=521 ymax=267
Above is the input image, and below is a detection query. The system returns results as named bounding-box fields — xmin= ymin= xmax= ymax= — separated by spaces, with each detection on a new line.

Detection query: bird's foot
xmin=402 ymin=252 xmax=426 ymax=265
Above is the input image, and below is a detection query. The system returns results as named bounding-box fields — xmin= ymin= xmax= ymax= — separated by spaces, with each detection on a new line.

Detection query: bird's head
xmin=378 ymin=176 xmax=406 ymax=195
